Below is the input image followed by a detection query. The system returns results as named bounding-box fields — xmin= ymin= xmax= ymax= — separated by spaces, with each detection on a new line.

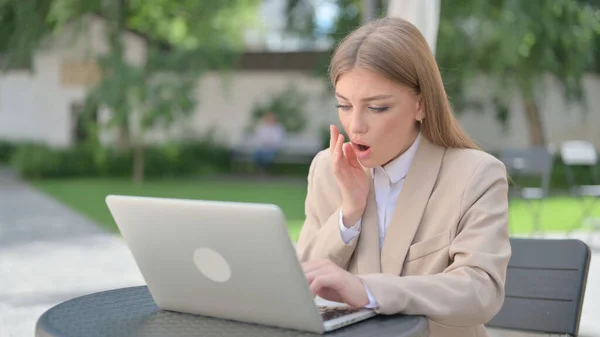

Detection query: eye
xmin=336 ymin=104 xmax=351 ymax=111
xmin=369 ymin=106 xmax=389 ymax=113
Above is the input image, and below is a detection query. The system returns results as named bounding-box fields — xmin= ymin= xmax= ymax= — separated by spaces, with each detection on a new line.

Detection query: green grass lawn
xmin=31 ymin=178 xmax=600 ymax=241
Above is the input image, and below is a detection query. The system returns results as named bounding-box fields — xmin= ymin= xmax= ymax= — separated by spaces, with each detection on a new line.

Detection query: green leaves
xmin=436 ymin=0 xmax=599 ymax=116
xmin=126 ymin=0 xmax=261 ymax=50
xmin=0 ymin=0 xmax=55 ymax=69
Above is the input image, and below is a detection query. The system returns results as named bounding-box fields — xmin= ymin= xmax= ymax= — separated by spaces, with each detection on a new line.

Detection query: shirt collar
xmin=371 ymin=132 xmax=422 ymax=184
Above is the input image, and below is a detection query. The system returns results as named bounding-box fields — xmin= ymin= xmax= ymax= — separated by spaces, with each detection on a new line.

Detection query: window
xmin=60 ymin=59 xmax=101 ymax=87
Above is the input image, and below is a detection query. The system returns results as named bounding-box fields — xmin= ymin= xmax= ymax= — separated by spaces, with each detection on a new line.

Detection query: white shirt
xmin=254 ymin=123 xmax=286 ymax=150
xmin=338 ymin=133 xmax=422 ymax=308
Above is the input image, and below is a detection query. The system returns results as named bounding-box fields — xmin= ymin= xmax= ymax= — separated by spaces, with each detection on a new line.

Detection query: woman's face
xmin=335 ymin=67 xmax=423 ymax=168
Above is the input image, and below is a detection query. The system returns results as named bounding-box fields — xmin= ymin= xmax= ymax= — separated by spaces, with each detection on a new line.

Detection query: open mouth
xmin=352 ymin=143 xmax=371 ymax=152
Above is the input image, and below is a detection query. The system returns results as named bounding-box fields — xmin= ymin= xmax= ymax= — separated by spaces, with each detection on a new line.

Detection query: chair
xmin=499 ymin=147 xmax=555 ymax=234
xmin=560 ymin=140 xmax=600 ymax=243
xmin=487 ymin=238 xmax=591 ymax=337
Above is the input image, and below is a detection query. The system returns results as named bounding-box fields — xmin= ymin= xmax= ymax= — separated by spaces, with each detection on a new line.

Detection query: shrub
xmin=8 ymin=139 xmax=233 ymax=180
xmin=10 ymin=143 xmax=64 ymax=179
xmin=0 ymin=140 xmax=16 ymax=164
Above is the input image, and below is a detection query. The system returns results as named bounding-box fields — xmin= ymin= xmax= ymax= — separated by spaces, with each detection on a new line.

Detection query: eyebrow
xmin=335 ymin=93 xmax=393 ymax=102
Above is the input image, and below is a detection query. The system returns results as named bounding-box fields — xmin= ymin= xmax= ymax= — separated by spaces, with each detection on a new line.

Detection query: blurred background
xmin=0 ymin=0 xmax=599 ymax=336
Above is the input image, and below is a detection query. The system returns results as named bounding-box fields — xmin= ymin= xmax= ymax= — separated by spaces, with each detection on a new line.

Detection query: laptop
xmin=105 ymin=195 xmax=377 ymax=334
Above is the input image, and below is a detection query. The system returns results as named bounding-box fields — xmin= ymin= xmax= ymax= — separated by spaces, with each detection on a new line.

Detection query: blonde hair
xmin=329 ymin=17 xmax=479 ymax=150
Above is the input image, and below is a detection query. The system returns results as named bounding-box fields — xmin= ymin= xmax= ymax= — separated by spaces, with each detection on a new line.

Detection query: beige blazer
xmin=296 ymin=136 xmax=511 ymax=337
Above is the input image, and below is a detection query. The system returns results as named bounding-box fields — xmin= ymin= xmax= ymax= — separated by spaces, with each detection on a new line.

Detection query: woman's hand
xmin=302 ymin=259 xmax=369 ymax=308
xmin=330 ymin=125 xmax=369 ymax=226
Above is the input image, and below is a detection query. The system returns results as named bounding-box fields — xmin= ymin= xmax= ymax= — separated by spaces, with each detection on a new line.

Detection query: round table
xmin=36 ymin=286 xmax=429 ymax=337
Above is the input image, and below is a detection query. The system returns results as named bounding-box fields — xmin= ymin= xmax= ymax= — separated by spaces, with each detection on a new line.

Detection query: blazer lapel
xmin=380 ymin=137 xmax=445 ymax=275
xmin=356 ymin=173 xmax=381 ymax=275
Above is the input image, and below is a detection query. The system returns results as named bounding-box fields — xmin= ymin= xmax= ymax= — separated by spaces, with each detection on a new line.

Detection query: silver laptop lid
xmin=105 ymin=195 xmax=325 ymax=333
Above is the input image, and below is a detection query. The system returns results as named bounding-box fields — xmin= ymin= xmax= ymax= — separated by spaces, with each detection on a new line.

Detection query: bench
xmin=486 ymin=238 xmax=591 ymax=337
xmin=230 ymin=134 xmax=323 ymax=167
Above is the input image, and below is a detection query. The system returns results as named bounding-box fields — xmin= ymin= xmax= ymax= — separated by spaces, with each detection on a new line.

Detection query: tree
xmin=0 ymin=0 xmax=55 ymax=69
xmin=75 ymin=0 xmax=259 ymax=184
xmin=436 ymin=0 xmax=600 ymax=146
xmin=1 ymin=0 xmax=262 ymax=184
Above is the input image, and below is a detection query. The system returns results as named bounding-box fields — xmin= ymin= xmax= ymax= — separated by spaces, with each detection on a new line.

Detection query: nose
xmin=349 ymin=110 xmax=368 ymax=135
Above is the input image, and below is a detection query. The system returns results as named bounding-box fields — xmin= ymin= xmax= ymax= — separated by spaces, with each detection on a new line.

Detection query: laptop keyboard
xmin=317 ymin=306 xmax=361 ymax=321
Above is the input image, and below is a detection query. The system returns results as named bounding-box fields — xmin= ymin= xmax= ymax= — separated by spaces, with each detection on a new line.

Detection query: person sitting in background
xmin=252 ymin=112 xmax=286 ymax=173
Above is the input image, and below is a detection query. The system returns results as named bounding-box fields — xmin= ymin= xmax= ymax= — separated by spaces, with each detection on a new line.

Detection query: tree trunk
xmin=116 ymin=123 xmax=130 ymax=150
xmin=522 ymin=95 xmax=546 ymax=146
xmin=106 ymin=0 xmax=130 ymax=152
xmin=132 ymin=143 xmax=145 ymax=185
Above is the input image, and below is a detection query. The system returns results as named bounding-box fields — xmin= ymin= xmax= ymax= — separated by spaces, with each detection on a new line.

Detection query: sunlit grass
xmin=31 ymin=178 xmax=600 ymax=241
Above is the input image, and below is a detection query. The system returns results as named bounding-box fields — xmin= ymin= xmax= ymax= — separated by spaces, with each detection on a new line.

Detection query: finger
xmin=304 ymin=268 xmax=323 ymax=285
xmin=332 ymin=134 xmax=345 ymax=173
xmin=342 ymin=143 xmax=361 ymax=169
xmin=304 ymin=264 xmax=327 ymax=286
xmin=303 ymin=262 xmax=335 ymax=286
xmin=309 ymin=271 xmax=344 ymax=297
xmin=309 ymin=275 xmax=332 ymax=297
xmin=309 ymin=277 xmax=322 ymax=296
xmin=336 ymin=134 xmax=345 ymax=159
xmin=329 ymin=125 xmax=338 ymax=154
xmin=304 ymin=264 xmax=342 ymax=286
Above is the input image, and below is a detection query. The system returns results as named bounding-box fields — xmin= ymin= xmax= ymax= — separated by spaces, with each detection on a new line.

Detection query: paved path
xmin=0 ymin=169 xmax=144 ymax=337
xmin=0 ymin=168 xmax=598 ymax=336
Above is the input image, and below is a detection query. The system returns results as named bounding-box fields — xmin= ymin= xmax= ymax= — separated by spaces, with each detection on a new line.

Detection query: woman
xmin=295 ymin=17 xmax=511 ymax=337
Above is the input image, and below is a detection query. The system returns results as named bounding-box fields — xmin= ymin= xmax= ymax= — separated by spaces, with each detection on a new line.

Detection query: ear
xmin=415 ymin=94 xmax=424 ymax=117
